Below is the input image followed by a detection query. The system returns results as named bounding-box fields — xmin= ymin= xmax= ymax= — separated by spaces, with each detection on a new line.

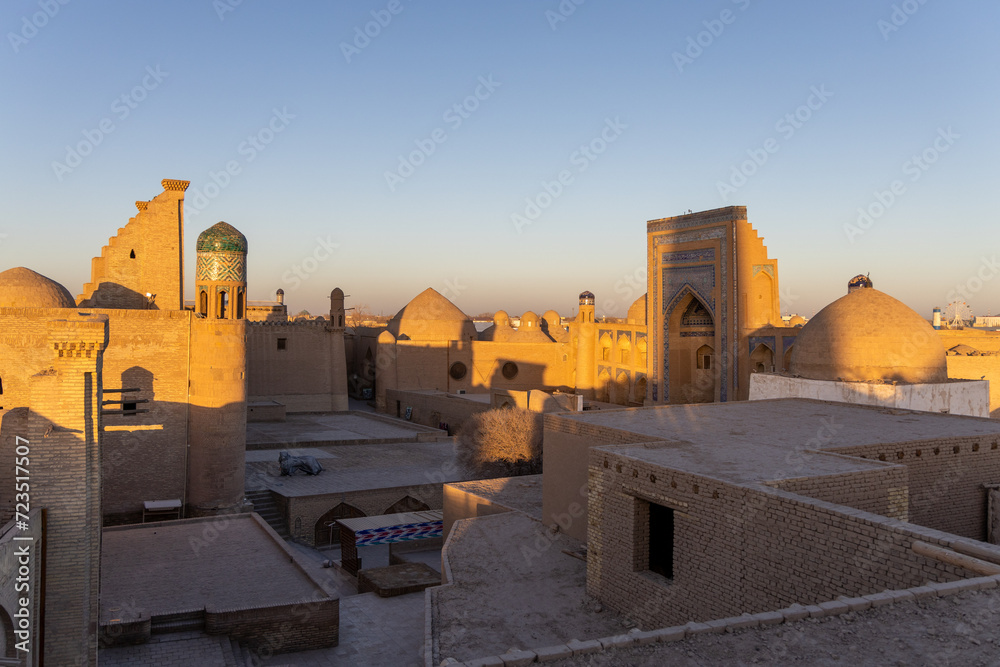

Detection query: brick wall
xmin=771 ymin=464 xmax=909 ymax=520
xmin=27 ymin=316 xmax=108 ymax=665
xmin=78 ymin=180 xmax=186 ymax=310
xmin=829 ymin=434 xmax=1000 ymax=540
xmin=384 ymin=389 xmax=488 ymax=433
xmin=247 ymin=321 xmax=348 ymax=412
xmin=187 ymin=318 xmax=247 ymax=516
xmin=286 ymin=484 xmax=445 ymax=546
xmin=0 ymin=307 xmax=196 ymax=524
xmin=205 ymin=599 xmax=339 ymax=654
xmin=587 ymin=446 xmax=996 ymax=630
xmin=542 ymin=413 xmax=660 ymax=541
xmin=96 ymin=309 xmax=192 ymax=522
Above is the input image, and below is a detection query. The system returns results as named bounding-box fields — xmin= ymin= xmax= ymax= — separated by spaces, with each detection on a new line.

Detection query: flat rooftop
xmin=556 ymin=399 xmax=1000 ymax=485
xmin=446 ymin=475 xmax=543 ymax=521
xmin=246 ymin=440 xmax=468 ymax=497
xmin=246 ymin=411 xmax=439 ymax=448
xmin=435 ymin=512 xmax=624 ymax=662
xmin=100 ymin=515 xmax=330 ymax=621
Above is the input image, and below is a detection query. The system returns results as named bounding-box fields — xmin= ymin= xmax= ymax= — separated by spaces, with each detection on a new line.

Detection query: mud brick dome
xmin=386 ymin=287 xmax=477 ymax=341
xmin=0 ymin=266 xmax=76 ymax=308
xmin=790 ymin=284 xmax=947 ymax=383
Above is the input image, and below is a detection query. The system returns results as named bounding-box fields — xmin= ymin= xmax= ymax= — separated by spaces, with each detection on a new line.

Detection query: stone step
xmin=220 ymin=636 xmax=240 ymax=667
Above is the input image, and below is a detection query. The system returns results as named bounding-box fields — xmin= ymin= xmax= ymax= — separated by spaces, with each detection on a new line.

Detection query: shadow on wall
xmin=3 ymin=391 xmax=248 ymax=527
xmin=0 ymin=408 xmax=29 ymax=524
xmin=81 ymin=283 xmax=159 ymax=310
xmin=486 ymin=360 xmax=550 ymax=398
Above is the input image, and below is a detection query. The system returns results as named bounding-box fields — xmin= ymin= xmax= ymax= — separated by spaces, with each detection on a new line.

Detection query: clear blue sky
xmin=2 ymin=1 xmax=998 ymax=320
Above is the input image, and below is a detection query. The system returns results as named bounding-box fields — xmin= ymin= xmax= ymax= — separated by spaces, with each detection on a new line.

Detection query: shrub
xmin=455 ymin=407 xmax=542 ymax=478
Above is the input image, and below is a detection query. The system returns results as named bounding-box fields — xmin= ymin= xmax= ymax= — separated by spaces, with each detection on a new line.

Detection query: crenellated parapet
xmin=160 ymin=178 xmax=190 ymax=192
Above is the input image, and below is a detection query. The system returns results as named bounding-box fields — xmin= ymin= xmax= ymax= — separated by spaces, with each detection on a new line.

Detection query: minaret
xmin=187 ymin=222 xmax=248 ymax=516
xmin=195 ymin=222 xmax=248 ymax=319
xmin=329 ymin=288 xmax=349 ymax=410
xmin=575 ymin=290 xmax=597 ymax=399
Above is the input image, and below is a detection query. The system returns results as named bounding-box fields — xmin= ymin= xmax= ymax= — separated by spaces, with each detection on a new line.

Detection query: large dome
xmin=0 ymin=267 xmax=76 ymax=309
xmin=197 ymin=222 xmax=247 ymax=253
xmin=386 ymin=287 xmax=476 ymax=341
xmin=627 ymin=293 xmax=647 ymax=325
xmin=789 ymin=287 xmax=947 ymax=383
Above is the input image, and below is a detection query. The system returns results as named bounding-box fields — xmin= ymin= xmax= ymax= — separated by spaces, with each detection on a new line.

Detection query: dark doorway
xmin=649 ymin=502 xmax=674 ymax=579
xmin=314 ymin=503 xmax=365 ymax=547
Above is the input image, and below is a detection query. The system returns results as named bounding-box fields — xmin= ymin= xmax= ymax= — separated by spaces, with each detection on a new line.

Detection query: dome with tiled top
xmin=196 ymin=222 xmax=247 ymax=254
xmin=0 ymin=267 xmax=76 ymax=309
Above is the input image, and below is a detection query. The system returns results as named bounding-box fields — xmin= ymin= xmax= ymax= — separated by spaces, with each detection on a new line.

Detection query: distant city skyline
xmin=2 ymin=1 xmax=997 ymax=320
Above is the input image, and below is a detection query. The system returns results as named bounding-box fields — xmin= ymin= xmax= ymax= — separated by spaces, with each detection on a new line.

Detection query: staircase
xmin=246 ymin=489 xmax=289 ymax=537
xmin=223 ymin=637 xmax=256 ymax=666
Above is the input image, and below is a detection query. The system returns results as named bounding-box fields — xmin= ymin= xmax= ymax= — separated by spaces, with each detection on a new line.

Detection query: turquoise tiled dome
xmin=196 ymin=222 xmax=247 ymax=254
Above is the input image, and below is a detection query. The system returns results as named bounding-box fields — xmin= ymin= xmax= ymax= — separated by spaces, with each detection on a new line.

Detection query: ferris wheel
xmin=944 ymin=301 xmax=973 ymax=329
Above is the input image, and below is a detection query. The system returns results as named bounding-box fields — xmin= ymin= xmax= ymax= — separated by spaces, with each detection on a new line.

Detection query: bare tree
xmin=455 ymin=407 xmax=542 ymax=478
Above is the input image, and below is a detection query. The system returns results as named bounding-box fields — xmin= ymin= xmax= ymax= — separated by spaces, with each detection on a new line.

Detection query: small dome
xmin=541 ymin=310 xmax=568 ymax=342
xmin=0 ymin=267 xmax=76 ymax=309
xmin=276 ymin=289 xmax=284 ymax=295
xmin=481 ymin=310 xmax=514 ymax=341
xmin=848 ymin=274 xmax=873 ymax=292
xmin=197 ymin=222 xmax=247 ymax=253
xmin=515 ymin=310 xmax=551 ymax=342
xmin=331 ymin=287 xmax=344 ymax=299
xmin=579 ymin=290 xmax=595 ymax=305
xmin=387 ymin=287 xmax=476 ymax=341
xmin=627 ymin=294 xmax=647 ymax=325
xmin=788 ymin=315 xmax=806 ymax=327
xmin=789 ymin=287 xmax=947 ymax=383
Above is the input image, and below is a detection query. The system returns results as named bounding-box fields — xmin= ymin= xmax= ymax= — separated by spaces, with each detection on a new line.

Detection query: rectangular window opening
xmin=122 ymin=401 xmax=138 ymax=416
xmin=277 ymin=337 xmax=287 ymax=351
xmin=649 ymin=502 xmax=674 ymax=579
